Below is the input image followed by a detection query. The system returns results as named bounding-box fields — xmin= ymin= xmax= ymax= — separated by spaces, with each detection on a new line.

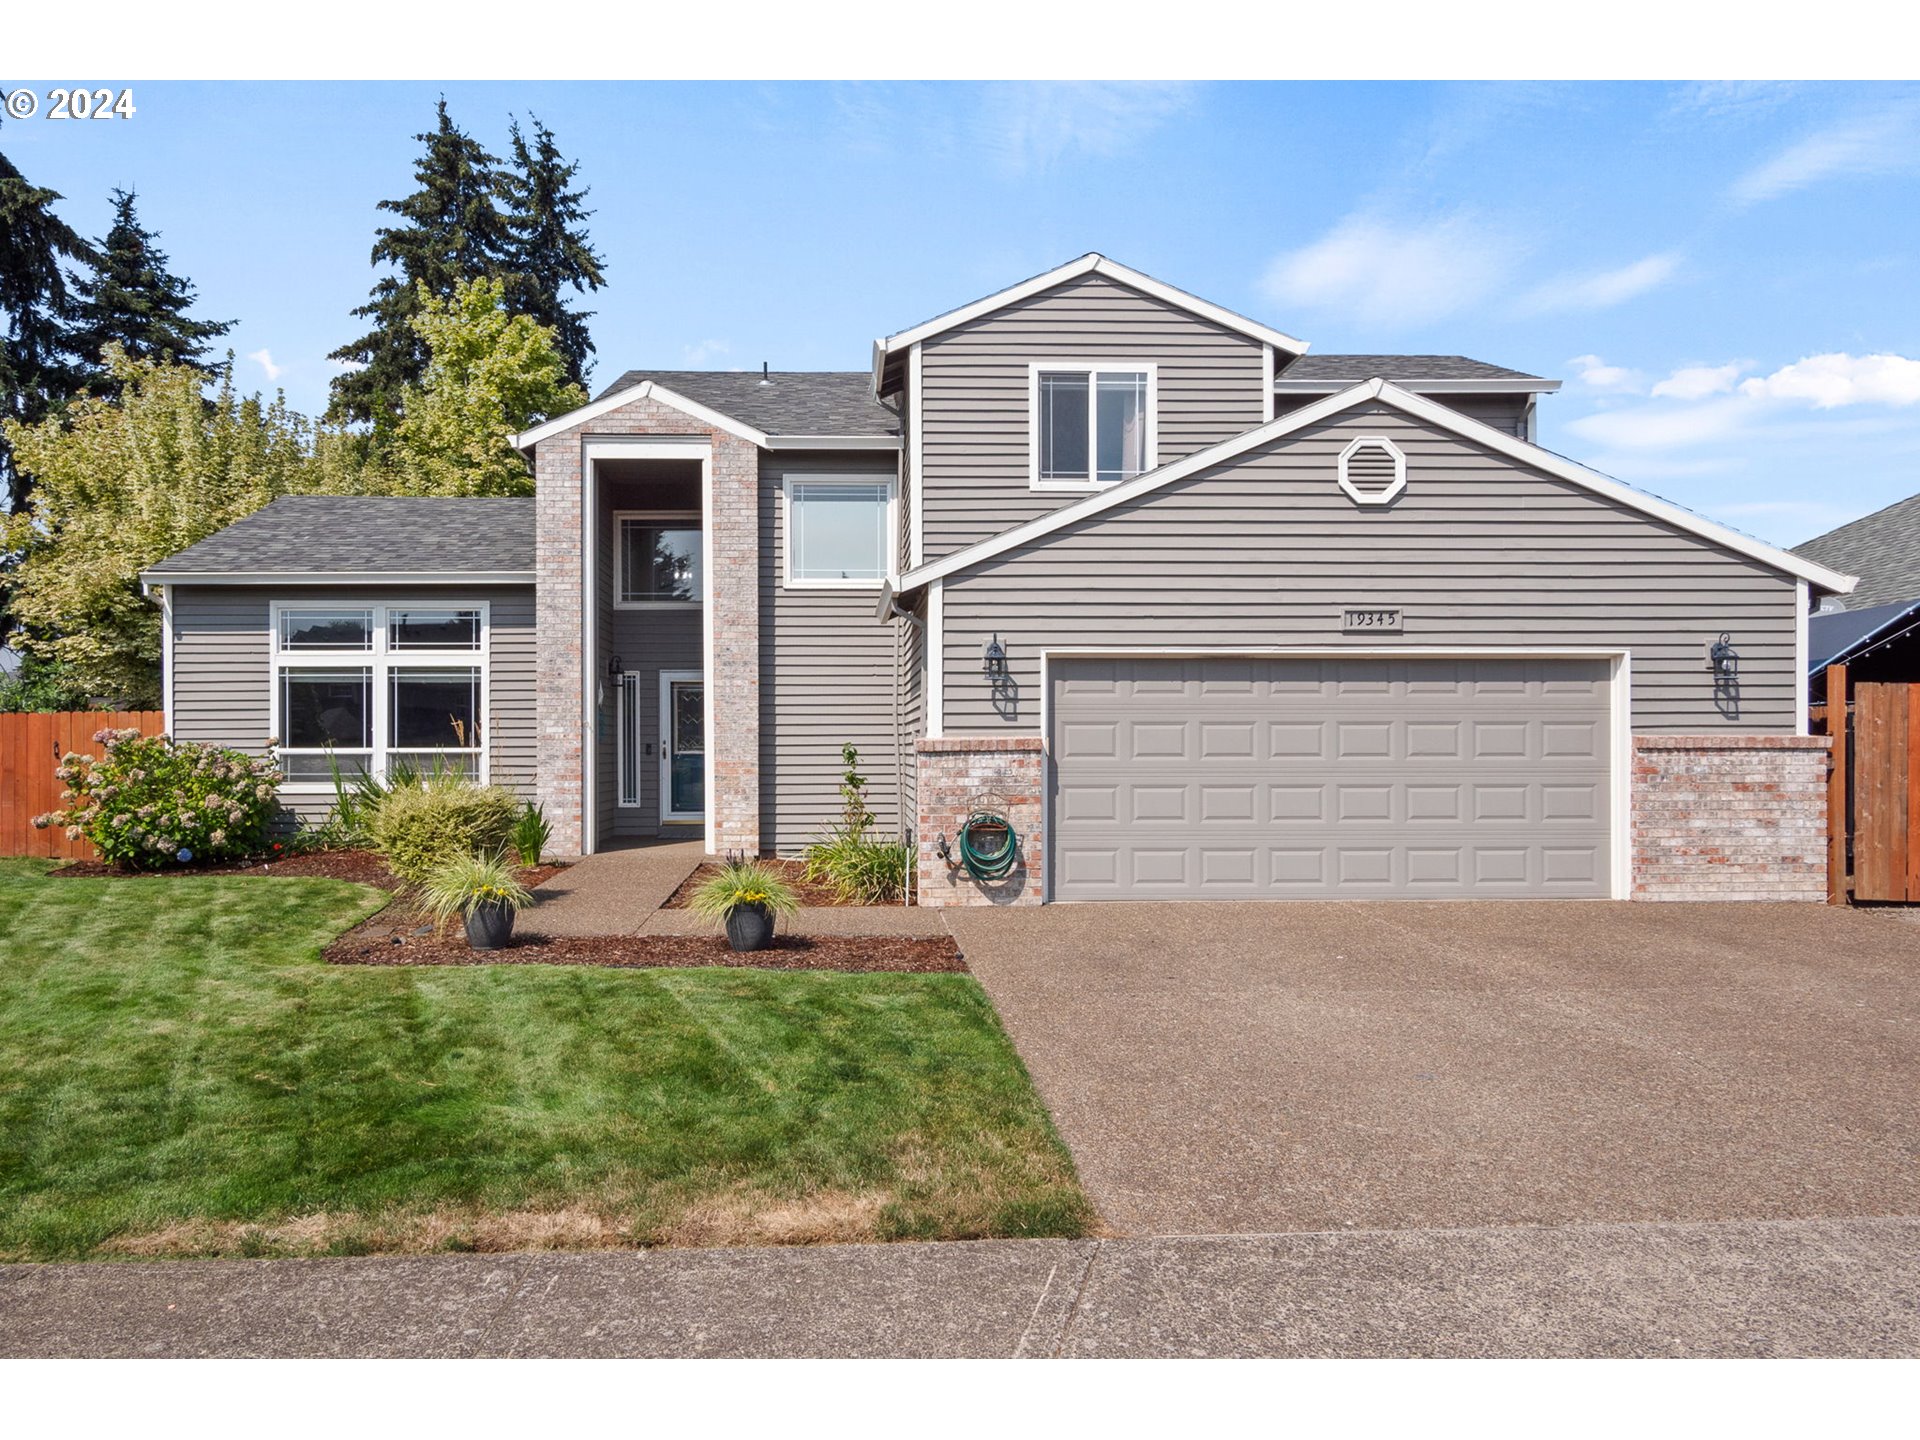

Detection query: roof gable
xmin=1794 ymin=491 xmax=1920 ymax=610
xmin=896 ymin=380 xmax=1855 ymax=596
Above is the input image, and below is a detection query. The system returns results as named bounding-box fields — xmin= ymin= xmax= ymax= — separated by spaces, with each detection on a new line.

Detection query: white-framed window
xmin=781 ymin=476 xmax=894 ymax=588
xmin=271 ymin=600 xmax=489 ymax=789
xmin=617 ymin=511 xmax=702 ymax=607
xmin=1028 ymin=362 xmax=1157 ymax=490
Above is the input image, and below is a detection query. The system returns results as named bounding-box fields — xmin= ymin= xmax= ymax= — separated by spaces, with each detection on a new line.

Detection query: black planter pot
xmin=724 ymin=901 xmax=775 ymax=952
xmin=465 ymin=900 xmax=516 ymax=950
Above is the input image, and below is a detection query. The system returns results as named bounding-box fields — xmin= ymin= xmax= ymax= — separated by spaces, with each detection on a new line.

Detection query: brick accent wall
xmin=533 ymin=391 xmax=760 ymax=858
xmin=916 ymin=736 xmax=1044 ymax=906
xmin=1632 ymin=734 xmax=1831 ymax=901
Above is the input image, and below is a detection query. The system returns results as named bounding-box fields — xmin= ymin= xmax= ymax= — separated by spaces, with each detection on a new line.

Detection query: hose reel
xmin=936 ymin=789 xmax=1021 ymax=883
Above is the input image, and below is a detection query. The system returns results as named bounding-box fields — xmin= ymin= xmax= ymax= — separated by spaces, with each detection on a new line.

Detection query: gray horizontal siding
xmin=168 ymin=583 xmax=537 ymax=825
xmin=935 ymin=407 xmax=1800 ymax=735
xmin=919 ymin=271 xmax=1267 ymax=560
xmin=759 ymin=453 xmax=907 ymax=855
xmin=1273 ymin=390 xmax=1530 ymax=438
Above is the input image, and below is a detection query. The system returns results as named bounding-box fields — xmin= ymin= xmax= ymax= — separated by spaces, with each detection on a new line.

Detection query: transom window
xmin=783 ymin=478 xmax=892 ymax=587
xmin=272 ymin=602 xmax=487 ymax=786
xmin=618 ymin=515 xmax=702 ymax=606
xmin=1032 ymin=364 xmax=1154 ymax=488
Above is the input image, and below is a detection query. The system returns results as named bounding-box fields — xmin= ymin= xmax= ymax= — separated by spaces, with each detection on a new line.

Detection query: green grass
xmin=0 ymin=859 xmax=1091 ymax=1260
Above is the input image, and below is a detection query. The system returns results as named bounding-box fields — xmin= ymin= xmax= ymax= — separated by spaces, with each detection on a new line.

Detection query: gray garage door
xmin=1049 ymin=656 xmax=1613 ymax=900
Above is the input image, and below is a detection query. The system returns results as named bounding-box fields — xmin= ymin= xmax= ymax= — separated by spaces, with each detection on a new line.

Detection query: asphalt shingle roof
xmin=1794 ymin=493 xmax=1920 ymax=611
xmin=145 ymin=496 xmax=535 ymax=577
xmin=1278 ymin=354 xmax=1546 ymax=383
xmin=593 ymin=370 xmax=900 ymax=437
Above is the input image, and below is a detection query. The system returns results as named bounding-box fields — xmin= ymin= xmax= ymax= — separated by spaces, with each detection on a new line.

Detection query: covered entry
xmin=1047 ymin=654 xmax=1618 ymax=900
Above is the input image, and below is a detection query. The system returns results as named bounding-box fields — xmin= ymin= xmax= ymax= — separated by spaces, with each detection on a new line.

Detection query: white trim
xmin=139 ymin=570 xmax=532 ymax=587
xmin=1036 ymin=645 xmax=1634 ymax=903
xmin=1272 ymin=377 xmax=1562 ymax=395
xmin=159 ymin=585 xmax=174 ymax=735
xmin=926 ymin=578 xmax=945 ymax=739
xmin=1026 ymin=361 xmax=1159 ymax=492
xmin=779 ymin=475 xmax=896 ymax=590
xmin=582 ymin=454 xmax=599 ymax=854
xmin=268 ymin=599 xmax=491 ymax=795
xmin=766 ymin=435 xmax=901 ymax=451
xmin=873 ymin=254 xmax=1309 ymax=382
xmin=908 ymin=344 xmax=925 ymax=570
xmin=582 ymin=437 xmax=716 ymax=463
xmin=1794 ymin=578 xmax=1811 ymax=737
xmin=612 ymin=509 xmax=703 ymax=609
xmin=1260 ymin=346 xmax=1275 ymax=424
xmin=700 ymin=452 xmax=716 ymax=854
xmin=1337 ymin=435 xmax=1408 ymax=506
xmin=514 ymin=380 xmax=769 ymax=451
xmin=898 ymin=379 xmax=1858 ymax=596
xmin=615 ymin=671 xmax=642 ymax=809
xmin=658 ymin=669 xmax=705 ymax=825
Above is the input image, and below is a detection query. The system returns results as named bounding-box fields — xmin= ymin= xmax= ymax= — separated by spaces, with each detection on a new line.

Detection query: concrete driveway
xmin=944 ymin=901 xmax=1920 ymax=1237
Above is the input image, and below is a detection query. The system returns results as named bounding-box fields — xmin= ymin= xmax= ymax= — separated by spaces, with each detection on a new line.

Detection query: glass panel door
xmin=664 ymin=677 xmax=704 ymax=819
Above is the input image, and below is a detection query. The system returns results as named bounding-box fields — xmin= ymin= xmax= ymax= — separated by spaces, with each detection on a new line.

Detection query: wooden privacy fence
xmin=1811 ymin=665 xmax=1920 ymax=903
xmin=0 ymin=711 xmax=166 ymax=860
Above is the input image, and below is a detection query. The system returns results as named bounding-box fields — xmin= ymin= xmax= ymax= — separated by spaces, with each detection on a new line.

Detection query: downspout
xmin=882 ymin=588 xmax=926 ymax=907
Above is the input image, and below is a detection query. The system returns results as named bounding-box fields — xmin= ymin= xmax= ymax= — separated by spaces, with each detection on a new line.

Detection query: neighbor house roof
xmin=141 ymin=496 xmax=535 ymax=585
xmin=1809 ymin=596 xmax=1920 ymax=671
xmin=1274 ymin=354 xmax=1557 ymax=392
xmin=593 ymin=370 xmax=899 ymax=437
xmin=1793 ymin=492 xmax=1920 ymax=610
xmin=872 ymin=253 xmax=1311 ymax=395
xmin=893 ymin=379 xmax=1856 ymax=598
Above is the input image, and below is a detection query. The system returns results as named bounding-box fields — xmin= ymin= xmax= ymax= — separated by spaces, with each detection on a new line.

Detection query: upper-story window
xmin=783 ymin=477 xmax=893 ymax=588
xmin=618 ymin=513 xmax=702 ymax=607
xmin=1031 ymin=363 xmax=1156 ymax=489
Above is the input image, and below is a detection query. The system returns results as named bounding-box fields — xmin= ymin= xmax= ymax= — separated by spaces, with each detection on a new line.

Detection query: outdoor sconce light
xmin=982 ymin=634 xmax=1008 ymax=681
xmin=983 ymin=634 xmax=1019 ymax=720
xmin=608 ymin=653 xmax=624 ymax=679
xmin=1708 ymin=632 xmax=1741 ymax=720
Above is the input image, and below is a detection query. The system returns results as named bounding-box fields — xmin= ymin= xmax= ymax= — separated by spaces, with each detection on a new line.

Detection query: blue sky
xmin=5 ymin=79 xmax=1918 ymax=546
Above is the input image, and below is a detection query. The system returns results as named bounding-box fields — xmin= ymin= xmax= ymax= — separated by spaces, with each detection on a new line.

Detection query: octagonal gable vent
xmin=1338 ymin=436 xmax=1406 ymax=506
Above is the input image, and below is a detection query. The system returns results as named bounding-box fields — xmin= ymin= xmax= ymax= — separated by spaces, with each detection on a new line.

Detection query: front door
xmin=660 ymin=671 xmax=704 ymax=822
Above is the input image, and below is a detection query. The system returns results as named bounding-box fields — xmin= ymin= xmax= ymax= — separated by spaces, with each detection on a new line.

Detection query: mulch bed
xmin=663 ymin=856 xmax=864 ymax=909
xmin=325 ymin=922 xmax=964 ymax=974
xmin=51 ymin=849 xmax=568 ymax=894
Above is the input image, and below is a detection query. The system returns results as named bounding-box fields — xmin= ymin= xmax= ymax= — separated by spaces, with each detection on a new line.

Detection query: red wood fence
xmin=1811 ymin=666 xmax=1920 ymax=904
xmin=0 ymin=711 xmax=166 ymax=860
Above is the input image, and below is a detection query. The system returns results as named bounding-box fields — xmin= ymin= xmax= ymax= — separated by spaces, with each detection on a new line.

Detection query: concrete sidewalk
xmin=5 ymin=1216 xmax=1917 ymax=1357
xmin=521 ymin=841 xmax=703 ymax=937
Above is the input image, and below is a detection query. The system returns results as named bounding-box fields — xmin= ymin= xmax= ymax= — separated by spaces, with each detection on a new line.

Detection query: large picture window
xmin=783 ymin=478 xmax=892 ymax=587
xmin=1032 ymin=364 xmax=1154 ymax=487
xmin=618 ymin=515 xmax=702 ymax=606
xmin=272 ymin=602 xmax=488 ymax=787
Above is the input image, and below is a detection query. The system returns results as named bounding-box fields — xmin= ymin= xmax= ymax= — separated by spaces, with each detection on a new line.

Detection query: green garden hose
xmin=957 ymin=812 xmax=1018 ymax=881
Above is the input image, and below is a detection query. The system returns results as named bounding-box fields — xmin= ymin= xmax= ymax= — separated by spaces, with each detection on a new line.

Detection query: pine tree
xmin=69 ymin=188 xmax=234 ymax=389
xmin=0 ymin=125 xmax=96 ymax=513
xmin=501 ymin=114 xmax=606 ymax=390
xmin=328 ymin=98 xmax=513 ymax=427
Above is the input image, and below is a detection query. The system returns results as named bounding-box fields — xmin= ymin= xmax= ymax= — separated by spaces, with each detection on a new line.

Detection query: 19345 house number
xmin=1342 ymin=607 xmax=1404 ymax=634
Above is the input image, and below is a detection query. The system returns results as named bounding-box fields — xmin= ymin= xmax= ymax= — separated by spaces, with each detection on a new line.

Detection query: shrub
xmin=689 ymin=857 xmax=799 ymax=924
xmin=509 ymin=801 xmax=551 ymax=867
xmin=368 ymin=780 xmax=520 ymax=886
xmin=801 ymin=742 xmax=911 ymax=903
xmin=418 ymin=850 xmax=533 ymax=928
xmin=32 ymin=728 xmax=281 ymax=869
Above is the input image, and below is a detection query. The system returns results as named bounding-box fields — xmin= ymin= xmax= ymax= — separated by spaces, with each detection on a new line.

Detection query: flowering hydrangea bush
xmin=32 ymin=728 xmax=283 ymax=869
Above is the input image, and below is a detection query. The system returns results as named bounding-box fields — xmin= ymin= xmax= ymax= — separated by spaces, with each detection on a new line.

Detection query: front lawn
xmin=0 ymin=859 xmax=1090 ymax=1260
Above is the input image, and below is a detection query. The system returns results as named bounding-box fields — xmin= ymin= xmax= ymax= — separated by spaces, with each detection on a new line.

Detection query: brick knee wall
xmin=916 ymin=737 xmax=1044 ymax=906
xmin=1632 ymin=734 xmax=1830 ymax=901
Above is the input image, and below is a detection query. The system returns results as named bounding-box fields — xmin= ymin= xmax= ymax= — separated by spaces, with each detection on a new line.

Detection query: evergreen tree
xmin=69 ymin=188 xmax=234 ymax=389
xmin=0 ymin=121 xmax=96 ymax=513
xmin=501 ymin=114 xmax=606 ymax=389
xmin=328 ymin=98 xmax=513 ymax=427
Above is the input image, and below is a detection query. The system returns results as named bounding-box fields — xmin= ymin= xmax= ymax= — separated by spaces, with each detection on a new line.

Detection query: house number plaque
xmin=1342 ymin=607 xmax=1403 ymax=635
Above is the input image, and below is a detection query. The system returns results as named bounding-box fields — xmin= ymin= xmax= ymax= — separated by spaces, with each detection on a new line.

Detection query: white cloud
xmin=1567 ymin=354 xmax=1644 ymax=395
xmin=1567 ymin=397 xmax=1753 ymax=451
xmin=975 ymin=82 xmax=1194 ymax=173
xmin=247 ymin=349 xmax=285 ymax=383
xmin=1729 ymin=101 xmax=1920 ymax=205
xmin=1259 ymin=212 xmax=1525 ymax=330
xmin=1737 ymin=352 xmax=1920 ymax=408
xmin=1518 ymin=252 xmax=1681 ymax=315
xmin=1666 ymin=82 xmax=1802 ymax=123
xmin=1651 ymin=363 xmax=1744 ymax=401
xmin=681 ymin=339 xmax=731 ymax=367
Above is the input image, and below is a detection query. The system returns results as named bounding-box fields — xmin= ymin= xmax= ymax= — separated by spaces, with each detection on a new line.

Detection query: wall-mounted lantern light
xmin=1708 ymin=632 xmax=1740 ymax=720
xmin=982 ymin=634 xmax=1008 ymax=682
xmin=608 ymin=653 xmax=625 ymax=680
xmin=983 ymin=634 xmax=1018 ymax=720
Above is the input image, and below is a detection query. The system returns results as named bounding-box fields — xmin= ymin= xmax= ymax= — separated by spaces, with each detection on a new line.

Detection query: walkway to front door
xmin=521 ymin=839 xmax=704 ymax=938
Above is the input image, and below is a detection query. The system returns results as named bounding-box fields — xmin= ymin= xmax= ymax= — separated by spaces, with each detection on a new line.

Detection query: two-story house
xmin=144 ymin=254 xmax=1853 ymax=904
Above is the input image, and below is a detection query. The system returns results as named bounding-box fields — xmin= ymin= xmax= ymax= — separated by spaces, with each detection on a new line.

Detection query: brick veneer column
xmin=1632 ymin=734 xmax=1831 ymax=900
xmin=532 ymin=391 xmax=760 ymax=858
xmin=915 ymin=737 xmax=1044 ymax=906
